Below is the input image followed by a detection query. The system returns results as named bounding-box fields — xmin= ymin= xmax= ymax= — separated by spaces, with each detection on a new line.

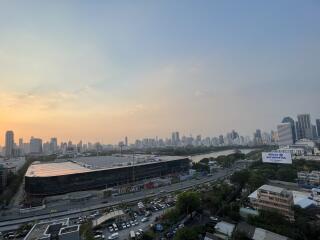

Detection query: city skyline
xmin=1 ymin=112 xmax=319 ymax=147
xmin=0 ymin=1 xmax=319 ymax=145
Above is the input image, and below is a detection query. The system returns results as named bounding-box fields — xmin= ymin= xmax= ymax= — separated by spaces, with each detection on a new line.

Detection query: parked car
xmin=108 ymin=232 xmax=119 ymax=240
xmin=141 ymin=217 xmax=149 ymax=222
xmin=94 ymin=234 xmax=105 ymax=239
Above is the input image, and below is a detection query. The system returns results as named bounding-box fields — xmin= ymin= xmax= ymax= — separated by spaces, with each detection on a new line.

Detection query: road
xmin=0 ymin=167 xmax=238 ymax=232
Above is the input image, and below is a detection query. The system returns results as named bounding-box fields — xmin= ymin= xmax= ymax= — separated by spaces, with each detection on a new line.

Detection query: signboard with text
xmin=262 ymin=152 xmax=292 ymax=164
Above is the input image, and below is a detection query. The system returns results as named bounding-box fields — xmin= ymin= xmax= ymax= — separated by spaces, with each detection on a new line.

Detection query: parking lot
xmin=68 ymin=195 xmax=175 ymax=240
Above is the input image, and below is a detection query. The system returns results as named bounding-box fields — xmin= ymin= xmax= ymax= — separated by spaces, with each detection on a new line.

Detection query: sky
xmin=0 ymin=1 xmax=319 ymax=145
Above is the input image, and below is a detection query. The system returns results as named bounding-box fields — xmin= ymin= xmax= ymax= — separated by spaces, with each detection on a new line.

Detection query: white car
xmin=94 ymin=234 xmax=105 ymax=239
xmin=141 ymin=217 xmax=148 ymax=222
xmin=108 ymin=232 xmax=119 ymax=240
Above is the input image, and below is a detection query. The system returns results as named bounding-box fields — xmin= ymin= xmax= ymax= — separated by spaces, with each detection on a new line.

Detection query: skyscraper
xmin=282 ymin=117 xmax=296 ymax=143
xmin=5 ymin=131 xmax=14 ymax=158
xmin=312 ymin=125 xmax=317 ymax=140
xmin=277 ymin=123 xmax=294 ymax=146
xmin=316 ymin=119 xmax=320 ymax=138
xmin=296 ymin=114 xmax=312 ymax=139
xmin=253 ymin=129 xmax=262 ymax=145
xmin=50 ymin=138 xmax=58 ymax=153
xmin=218 ymin=135 xmax=224 ymax=145
xmin=171 ymin=132 xmax=180 ymax=145
xmin=30 ymin=137 xmax=43 ymax=154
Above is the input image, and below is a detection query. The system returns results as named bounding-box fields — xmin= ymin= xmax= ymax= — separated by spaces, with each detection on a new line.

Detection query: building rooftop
xmin=26 ymin=162 xmax=91 ymax=177
xmin=25 ymin=155 xmax=188 ymax=177
xmin=214 ymin=221 xmax=235 ymax=237
xmin=259 ymin=184 xmax=286 ymax=194
xmin=253 ymin=228 xmax=289 ymax=240
xmin=248 ymin=190 xmax=258 ymax=200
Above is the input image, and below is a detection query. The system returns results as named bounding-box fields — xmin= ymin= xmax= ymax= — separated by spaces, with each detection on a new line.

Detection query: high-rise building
xmin=171 ymin=132 xmax=180 ymax=146
xmin=230 ymin=130 xmax=239 ymax=140
xmin=50 ymin=138 xmax=58 ymax=153
xmin=30 ymin=137 xmax=43 ymax=154
xmin=253 ymin=129 xmax=262 ymax=145
xmin=218 ymin=135 xmax=224 ymax=145
xmin=125 ymin=136 xmax=128 ymax=146
xmin=5 ymin=131 xmax=14 ymax=158
xmin=18 ymin=138 xmax=23 ymax=149
xmin=312 ymin=125 xmax=317 ymax=140
xmin=316 ymin=119 xmax=320 ymax=138
xmin=277 ymin=123 xmax=294 ymax=146
xmin=77 ymin=140 xmax=83 ymax=153
xmin=296 ymin=114 xmax=313 ymax=140
xmin=282 ymin=117 xmax=296 ymax=143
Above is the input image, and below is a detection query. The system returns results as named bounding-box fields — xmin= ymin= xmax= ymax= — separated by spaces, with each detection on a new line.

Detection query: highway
xmin=0 ymin=167 xmax=237 ymax=232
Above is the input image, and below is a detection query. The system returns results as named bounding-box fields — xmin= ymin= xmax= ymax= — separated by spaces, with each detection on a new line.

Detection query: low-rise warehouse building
xmin=25 ymin=155 xmax=190 ymax=196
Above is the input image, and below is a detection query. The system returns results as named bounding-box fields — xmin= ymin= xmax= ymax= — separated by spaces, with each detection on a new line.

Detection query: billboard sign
xmin=262 ymin=152 xmax=292 ymax=164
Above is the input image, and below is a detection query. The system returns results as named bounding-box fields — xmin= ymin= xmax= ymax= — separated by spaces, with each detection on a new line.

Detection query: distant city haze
xmin=0 ymin=1 xmax=319 ymax=145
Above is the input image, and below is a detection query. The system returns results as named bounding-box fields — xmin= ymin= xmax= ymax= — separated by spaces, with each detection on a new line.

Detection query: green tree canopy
xmin=176 ymin=191 xmax=201 ymax=215
xmin=230 ymin=169 xmax=250 ymax=186
xmin=173 ymin=228 xmax=198 ymax=240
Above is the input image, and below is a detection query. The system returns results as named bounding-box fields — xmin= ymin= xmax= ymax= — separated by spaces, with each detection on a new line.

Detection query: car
xmin=138 ymin=229 xmax=144 ymax=233
xmin=108 ymin=232 xmax=119 ymax=240
xmin=141 ymin=217 xmax=148 ymax=222
xmin=126 ymin=223 xmax=131 ymax=228
xmin=136 ymin=231 xmax=141 ymax=237
xmin=209 ymin=216 xmax=219 ymax=222
xmin=7 ymin=234 xmax=15 ymax=240
xmin=121 ymin=223 xmax=126 ymax=229
xmin=108 ymin=226 xmax=114 ymax=232
xmin=94 ymin=234 xmax=105 ymax=239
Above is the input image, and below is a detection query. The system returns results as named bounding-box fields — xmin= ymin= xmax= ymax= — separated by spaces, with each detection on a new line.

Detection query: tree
xmin=142 ymin=230 xmax=155 ymax=240
xmin=163 ymin=208 xmax=181 ymax=224
xmin=248 ymin=172 xmax=266 ymax=191
xmin=275 ymin=167 xmax=296 ymax=182
xmin=192 ymin=162 xmax=209 ymax=172
xmin=176 ymin=191 xmax=201 ymax=215
xmin=80 ymin=222 xmax=94 ymax=240
xmin=230 ymin=170 xmax=250 ymax=187
xmin=174 ymin=228 xmax=198 ymax=240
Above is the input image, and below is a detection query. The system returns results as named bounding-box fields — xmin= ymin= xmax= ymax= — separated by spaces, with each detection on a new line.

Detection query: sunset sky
xmin=0 ymin=1 xmax=319 ymax=145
